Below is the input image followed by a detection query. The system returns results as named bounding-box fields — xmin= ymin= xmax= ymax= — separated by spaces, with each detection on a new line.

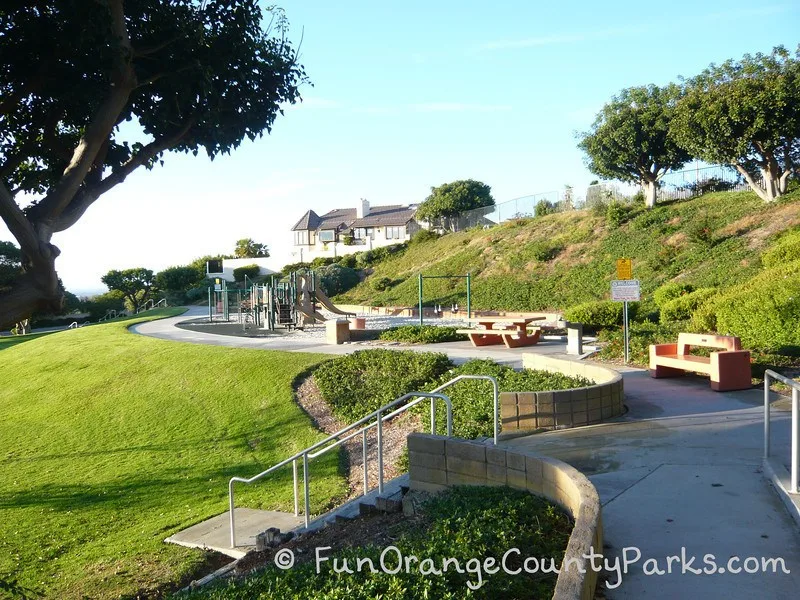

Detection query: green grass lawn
xmin=0 ymin=309 xmax=346 ymax=599
xmin=0 ymin=330 xmax=57 ymax=351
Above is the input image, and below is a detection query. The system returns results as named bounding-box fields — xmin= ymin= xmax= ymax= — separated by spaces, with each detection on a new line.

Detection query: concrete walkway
xmin=131 ymin=306 xmax=568 ymax=367
xmin=503 ymin=371 xmax=800 ymax=598
xmin=134 ymin=308 xmax=800 ymax=598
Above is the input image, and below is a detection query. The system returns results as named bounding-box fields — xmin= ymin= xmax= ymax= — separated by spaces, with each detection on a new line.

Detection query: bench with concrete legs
xmin=649 ymin=333 xmax=751 ymax=391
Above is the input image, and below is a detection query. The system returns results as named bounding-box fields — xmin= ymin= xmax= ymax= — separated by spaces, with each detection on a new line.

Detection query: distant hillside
xmin=335 ymin=188 xmax=800 ymax=314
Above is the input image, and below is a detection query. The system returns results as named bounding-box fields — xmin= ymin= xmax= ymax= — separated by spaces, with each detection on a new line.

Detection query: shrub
xmin=370 ymin=276 xmax=393 ymax=292
xmin=336 ymin=254 xmax=357 ymax=269
xmin=233 ymin=264 xmax=260 ymax=282
xmin=316 ymin=264 xmax=360 ymax=296
xmin=761 ymin=228 xmax=800 ymax=268
xmin=529 ymin=241 xmax=563 ymax=262
xmin=310 ymin=257 xmax=336 ymax=269
xmin=422 ymin=360 xmax=593 ymax=439
xmin=597 ymin=321 xmax=682 ymax=365
xmin=687 ymin=213 xmax=715 ymax=247
xmin=84 ymin=290 xmax=126 ymax=320
xmin=378 ymin=325 xmax=467 ymax=344
xmin=409 ymin=229 xmax=440 ymax=245
xmin=535 ymin=199 xmax=555 ymax=217
xmin=313 ymin=350 xmax=452 ymax=422
xmin=653 ymin=282 xmax=695 ymax=308
xmin=605 ymin=201 xmax=627 ymax=228
xmin=185 ymin=286 xmax=208 ymax=303
xmin=563 ymin=300 xmax=624 ymax=328
xmin=713 ymin=260 xmax=800 ymax=351
xmin=659 ymin=288 xmax=717 ymax=323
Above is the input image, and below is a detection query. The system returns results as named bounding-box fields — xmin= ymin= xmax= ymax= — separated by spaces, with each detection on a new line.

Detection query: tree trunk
xmin=642 ymin=179 xmax=658 ymax=209
xmin=734 ymin=156 xmax=787 ymax=202
xmin=0 ymin=259 xmax=62 ymax=329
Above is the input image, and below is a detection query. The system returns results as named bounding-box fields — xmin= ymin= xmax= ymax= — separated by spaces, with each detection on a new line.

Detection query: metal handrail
xmin=227 ymin=373 xmax=500 ymax=548
xmin=305 ymin=375 xmax=499 ymax=457
xmin=229 ymin=391 xmax=451 ymax=547
xmin=763 ymin=369 xmax=800 ymax=494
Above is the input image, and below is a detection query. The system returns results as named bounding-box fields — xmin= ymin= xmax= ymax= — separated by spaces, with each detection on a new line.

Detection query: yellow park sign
xmin=616 ymin=258 xmax=632 ymax=280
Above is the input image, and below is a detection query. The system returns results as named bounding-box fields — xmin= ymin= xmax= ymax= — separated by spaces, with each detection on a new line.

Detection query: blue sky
xmin=2 ymin=0 xmax=798 ymax=294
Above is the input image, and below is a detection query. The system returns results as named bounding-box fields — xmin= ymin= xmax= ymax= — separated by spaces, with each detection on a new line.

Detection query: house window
xmin=354 ymin=228 xmax=374 ymax=240
xmin=318 ymin=230 xmax=336 ymax=243
xmin=385 ymin=226 xmax=403 ymax=239
xmin=294 ymin=230 xmax=316 ymax=245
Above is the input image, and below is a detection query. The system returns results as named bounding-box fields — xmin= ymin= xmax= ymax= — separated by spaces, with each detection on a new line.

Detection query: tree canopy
xmin=234 ymin=238 xmax=270 ymax=258
xmin=578 ymin=84 xmax=692 ymax=208
xmin=0 ymin=1 xmax=306 ymax=328
xmin=154 ymin=265 xmax=204 ymax=294
xmin=672 ymin=46 xmax=800 ymax=202
xmin=415 ymin=179 xmax=495 ymax=232
xmin=100 ymin=268 xmax=154 ymax=309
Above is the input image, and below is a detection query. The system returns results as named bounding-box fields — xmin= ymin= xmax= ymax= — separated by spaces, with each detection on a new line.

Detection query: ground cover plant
xmin=182 ymin=485 xmax=573 ymax=600
xmin=312 ymin=349 xmax=452 ymax=422
xmin=312 ymin=350 xmax=593 ymax=440
xmin=378 ymin=324 xmax=468 ymax=344
xmin=423 ymin=360 xmax=594 ymax=438
xmin=335 ymin=188 xmax=800 ymax=315
xmin=0 ymin=309 xmax=346 ymax=599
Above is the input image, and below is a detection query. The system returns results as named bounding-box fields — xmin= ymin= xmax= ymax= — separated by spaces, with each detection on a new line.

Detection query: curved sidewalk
xmin=131 ymin=306 xmax=572 ymax=367
xmin=134 ymin=308 xmax=800 ymax=598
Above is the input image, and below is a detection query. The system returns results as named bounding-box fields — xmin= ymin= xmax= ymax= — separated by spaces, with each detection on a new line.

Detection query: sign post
xmin=611 ymin=279 xmax=640 ymax=363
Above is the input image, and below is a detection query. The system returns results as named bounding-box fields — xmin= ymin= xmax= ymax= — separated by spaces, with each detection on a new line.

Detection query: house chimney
xmin=357 ymin=198 xmax=370 ymax=219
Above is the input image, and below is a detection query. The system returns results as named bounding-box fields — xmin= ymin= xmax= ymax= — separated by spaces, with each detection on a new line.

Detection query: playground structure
xmin=208 ymin=271 xmax=354 ymax=331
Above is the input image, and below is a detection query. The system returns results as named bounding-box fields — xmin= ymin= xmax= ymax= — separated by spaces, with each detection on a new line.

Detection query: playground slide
xmin=314 ymin=287 xmax=356 ymax=317
xmin=296 ymin=303 xmax=327 ymax=324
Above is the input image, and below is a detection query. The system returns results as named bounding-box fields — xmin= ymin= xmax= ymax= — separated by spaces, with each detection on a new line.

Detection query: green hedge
xmin=659 ymin=288 xmax=717 ymax=324
xmin=653 ymin=282 xmax=695 ymax=308
xmin=313 ymin=350 xmax=452 ymax=422
xmin=563 ymin=300 xmax=624 ymax=328
xmin=378 ymin=325 xmax=467 ymax=344
xmin=232 ymin=264 xmax=260 ymax=282
xmin=714 ymin=260 xmax=800 ymax=351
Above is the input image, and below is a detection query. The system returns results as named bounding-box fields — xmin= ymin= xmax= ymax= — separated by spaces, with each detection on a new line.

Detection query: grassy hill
xmin=337 ymin=188 xmax=800 ymax=314
xmin=0 ymin=311 xmax=345 ymax=599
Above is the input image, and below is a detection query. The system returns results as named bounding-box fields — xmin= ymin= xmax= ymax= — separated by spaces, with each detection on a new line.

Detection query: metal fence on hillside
xmin=437 ymin=164 xmax=761 ymax=232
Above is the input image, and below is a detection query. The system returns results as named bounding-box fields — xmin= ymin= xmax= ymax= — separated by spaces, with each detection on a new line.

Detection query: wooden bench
xmin=649 ymin=333 xmax=751 ymax=391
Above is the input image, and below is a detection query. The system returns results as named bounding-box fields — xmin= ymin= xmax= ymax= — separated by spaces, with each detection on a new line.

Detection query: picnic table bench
xmin=457 ymin=316 xmax=545 ymax=348
xmin=649 ymin=333 xmax=751 ymax=391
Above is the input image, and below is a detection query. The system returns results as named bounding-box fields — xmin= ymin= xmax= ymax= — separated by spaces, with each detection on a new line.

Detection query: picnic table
xmin=457 ymin=316 xmax=546 ymax=348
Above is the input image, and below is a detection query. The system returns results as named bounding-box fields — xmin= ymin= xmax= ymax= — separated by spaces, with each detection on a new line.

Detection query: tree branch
xmin=133 ymin=35 xmax=183 ymax=57
xmin=53 ymin=117 xmax=196 ymax=232
xmin=0 ymin=181 xmax=40 ymax=255
xmin=733 ymin=163 xmax=768 ymax=201
xmin=29 ymin=0 xmax=136 ymax=225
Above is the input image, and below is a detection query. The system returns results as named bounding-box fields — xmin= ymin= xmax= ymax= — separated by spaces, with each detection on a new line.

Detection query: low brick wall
xmin=408 ymin=433 xmax=602 ymax=600
xmin=500 ymin=354 xmax=624 ymax=434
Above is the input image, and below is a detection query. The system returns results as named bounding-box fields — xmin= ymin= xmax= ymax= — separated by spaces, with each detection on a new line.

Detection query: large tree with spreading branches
xmin=578 ymin=84 xmax=692 ymax=209
xmin=0 ymin=1 xmax=306 ymax=327
xmin=672 ymin=46 xmax=800 ymax=202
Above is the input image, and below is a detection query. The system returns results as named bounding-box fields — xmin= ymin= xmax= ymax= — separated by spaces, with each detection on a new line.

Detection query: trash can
xmin=351 ymin=317 xmax=366 ymax=330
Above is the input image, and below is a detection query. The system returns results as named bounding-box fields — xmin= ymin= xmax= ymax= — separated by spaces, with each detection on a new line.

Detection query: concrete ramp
xmin=165 ymin=508 xmax=305 ymax=559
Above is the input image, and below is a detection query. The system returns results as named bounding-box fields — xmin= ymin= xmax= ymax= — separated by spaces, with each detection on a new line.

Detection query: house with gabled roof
xmin=290 ymin=199 xmax=420 ymax=261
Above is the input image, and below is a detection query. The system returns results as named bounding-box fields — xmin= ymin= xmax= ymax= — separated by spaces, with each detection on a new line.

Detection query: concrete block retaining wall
xmin=500 ymin=354 xmax=624 ymax=434
xmin=408 ymin=433 xmax=603 ymax=600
